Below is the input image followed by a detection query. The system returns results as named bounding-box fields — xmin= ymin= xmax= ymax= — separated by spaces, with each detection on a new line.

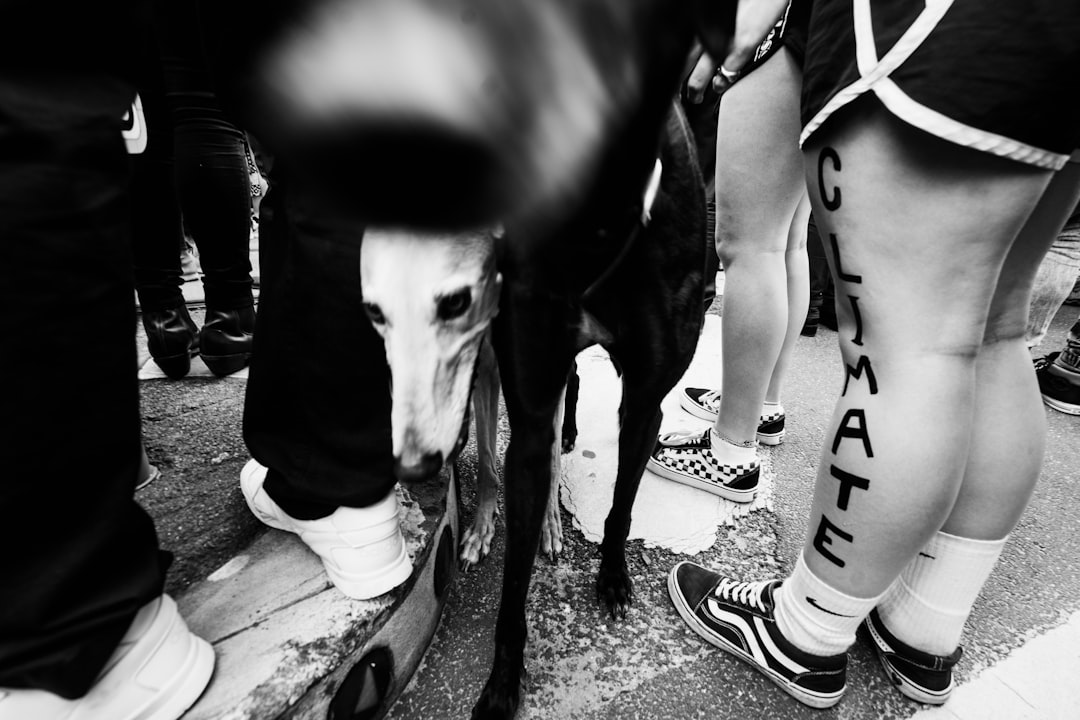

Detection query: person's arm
xmin=710 ymin=0 xmax=791 ymax=94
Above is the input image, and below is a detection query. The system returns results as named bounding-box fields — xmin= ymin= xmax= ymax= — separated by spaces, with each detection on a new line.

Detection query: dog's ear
xmin=690 ymin=0 xmax=738 ymax=62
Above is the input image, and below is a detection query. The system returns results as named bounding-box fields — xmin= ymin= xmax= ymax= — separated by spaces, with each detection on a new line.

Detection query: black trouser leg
xmin=243 ymin=173 xmax=396 ymax=519
xmin=0 ymin=73 xmax=168 ymax=699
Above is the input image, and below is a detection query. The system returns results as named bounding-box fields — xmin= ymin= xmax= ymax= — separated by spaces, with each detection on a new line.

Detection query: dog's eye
xmin=437 ymin=289 xmax=472 ymax=320
xmin=364 ymin=302 xmax=386 ymax=325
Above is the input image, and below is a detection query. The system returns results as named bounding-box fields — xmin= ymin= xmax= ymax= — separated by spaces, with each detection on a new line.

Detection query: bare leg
xmin=713 ymin=48 xmax=806 ymax=444
xmin=943 ymin=161 xmax=1080 ymax=539
xmin=801 ymin=98 xmax=1054 ymax=597
xmin=766 ymin=194 xmax=811 ymax=404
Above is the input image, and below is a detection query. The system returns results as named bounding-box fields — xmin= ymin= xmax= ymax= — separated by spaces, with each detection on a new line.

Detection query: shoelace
xmin=698 ymin=388 xmax=722 ymax=407
xmin=713 ymin=577 xmax=770 ymax=612
xmin=658 ymin=428 xmax=711 ymax=446
xmin=1033 ymin=355 xmax=1052 ymax=372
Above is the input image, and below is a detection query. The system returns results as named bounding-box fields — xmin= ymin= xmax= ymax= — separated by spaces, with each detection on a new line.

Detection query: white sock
xmin=761 ymin=400 xmax=784 ymax=419
xmin=774 ymin=552 xmax=884 ymax=656
xmin=877 ymin=531 xmax=1007 ymax=655
xmin=709 ymin=428 xmax=757 ymax=466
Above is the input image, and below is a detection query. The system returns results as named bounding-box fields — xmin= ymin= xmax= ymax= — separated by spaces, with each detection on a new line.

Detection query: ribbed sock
xmin=761 ymin=400 xmax=784 ymax=418
xmin=709 ymin=428 xmax=757 ymax=466
xmin=877 ymin=531 xmax=1007 ymax=655
xmin=774 ymin=552 xmax=884 ymax=656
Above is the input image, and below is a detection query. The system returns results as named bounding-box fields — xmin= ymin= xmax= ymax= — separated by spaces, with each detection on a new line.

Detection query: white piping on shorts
xmin=799 ymin=0 xmax=1069 ymax=171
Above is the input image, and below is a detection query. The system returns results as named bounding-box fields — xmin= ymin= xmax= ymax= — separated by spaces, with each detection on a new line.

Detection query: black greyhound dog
xmin=484 ymin=101 xmax=709 ymax=718
xmin=359 ymin=101 xmax=709 ymax=719
xmin=202 ymin=2 xmax=737 ymax=717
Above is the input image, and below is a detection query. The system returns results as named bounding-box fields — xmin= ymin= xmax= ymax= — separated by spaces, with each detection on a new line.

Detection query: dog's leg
xmin=462 ymin=332 xmax=501 ymax=569
xmin=560 ymin=359 xmax=579 ymax=453
xmin=596 ymin=368 xmax=669 ymax=620
xmin=539 ymin=385 xmax=566 ymax=560
xmin=472 ymin=288 xmax=572 ymax=720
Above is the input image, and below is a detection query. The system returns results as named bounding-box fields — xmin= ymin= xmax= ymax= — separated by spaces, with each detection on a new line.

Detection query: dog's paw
xmin=539 ymin=513 xmax=564 ymax=562
xmin=460 ymin=520 xmax=496 ymax=570
xmin=471 ymin=676 xmax=521 ymax=720
xmin=560 ymin=429 xmax=577 ymax=454
xmin=596 ymin=564 xmax=634 ymax=620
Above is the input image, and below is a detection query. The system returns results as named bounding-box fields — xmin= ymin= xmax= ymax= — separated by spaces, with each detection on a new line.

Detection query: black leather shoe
xmin=142 ymin=305 xmax=199 ymax=379
xmin=200 ymin=304 xmax=256 ymax=377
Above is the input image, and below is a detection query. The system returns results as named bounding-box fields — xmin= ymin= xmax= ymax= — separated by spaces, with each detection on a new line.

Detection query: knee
xmin=715 ymin=228 xmax=786 ymax=269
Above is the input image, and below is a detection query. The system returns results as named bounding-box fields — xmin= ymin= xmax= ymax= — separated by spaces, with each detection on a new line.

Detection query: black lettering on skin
xmin=829 ymin=464 xmax=871 ymax=511
xmin=813 ymin=514 xmax=853 ymax=568
xmin=849 ymin=295 xmax=865 ymax=346
xmin=832 ymin=409 xmax=874 ymax=458
xmin=818 ymin=147 xmax=842 ymax=211
xmin=830 ymin=233 xmax=862 ymax=284
xmin=842 ymin=355 xmax=878 ymax=396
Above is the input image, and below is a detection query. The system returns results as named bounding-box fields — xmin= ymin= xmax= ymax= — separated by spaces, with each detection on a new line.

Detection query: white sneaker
xmin=240 ymin=459 xmax=413 ymax=599
xmin=0 ymin=595 xmax=214 ymax=720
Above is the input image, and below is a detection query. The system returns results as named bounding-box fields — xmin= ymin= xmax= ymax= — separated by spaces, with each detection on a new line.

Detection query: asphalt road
xmin=138 ymin=294 xmax=1080 ymax=720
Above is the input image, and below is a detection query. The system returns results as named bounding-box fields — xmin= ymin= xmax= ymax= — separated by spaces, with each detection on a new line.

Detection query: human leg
xmin=764 ymin=193 xmax=811 ymax=405
xmin=855 ymin=138 xmax=1080 ymax=706
xmin=0 ymin=69 xmax=211 ymax=714
xmin=652 ymin=48 xmax=805 ymax=498
xmin=157 ymin=0 xmax=256 ymax=376
xmin=243 ymin=176 xmax=397 ymax=517
xmin=794 ymin=98 xmax=1051 ymax=600
xmin=712 ymin=48 xmax=806 ymax=446
xmin=669 ymin=96 xmax=1056 ymax=709
xmin=130 ymin=28 xmax=199 ymax=379
xmin=1026 ymin=203 xmax=1080 ymax=349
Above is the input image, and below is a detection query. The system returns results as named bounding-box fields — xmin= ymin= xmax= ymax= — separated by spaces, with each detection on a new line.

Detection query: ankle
xmin=709 ymin=428 xmax=757 ymax=465
xmin=774 ymin=553 xmax=883 ymax=656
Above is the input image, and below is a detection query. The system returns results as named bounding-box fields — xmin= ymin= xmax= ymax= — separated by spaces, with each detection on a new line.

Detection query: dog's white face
xmin=360 ymin=228 xmax=502 ymax=480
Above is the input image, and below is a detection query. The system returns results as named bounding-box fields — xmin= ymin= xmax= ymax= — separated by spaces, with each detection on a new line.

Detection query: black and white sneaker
xmin=863 ymin=609 xmax=961 ymax=705
xmin=646 ymin=429 xmax=758 ymax=502
xmin=1035 ymin=352 xmax=1080 ymax=415
xmin=668 ymin=562 xmax=847 ymax=709
xmin=679 ymin=388 xmax=786 ymax=445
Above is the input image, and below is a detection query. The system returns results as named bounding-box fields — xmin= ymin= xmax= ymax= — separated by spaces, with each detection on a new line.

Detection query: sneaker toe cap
xmin=683 ymin=387 xmax=710 ymax=403
xmin=671 ymin=561 xmax=721 ymax=609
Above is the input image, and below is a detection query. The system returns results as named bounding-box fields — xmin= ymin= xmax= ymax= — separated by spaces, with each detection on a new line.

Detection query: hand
xmin=712 ymin=0 xmax=791 ymax=94
xmin=685 ymin=51 xmax=718 ymax=104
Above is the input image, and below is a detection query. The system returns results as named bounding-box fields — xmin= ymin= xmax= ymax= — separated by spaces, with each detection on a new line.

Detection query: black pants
xmin=1 ymin=10 xmax=397 ymax=701
xmin=130 ymin=0 xmax=253 ymax=313
xmin=0 ymin=71 xmax=170 ymax=699
xmin=807 ymin=212 xmax=833 ymax=317
xmin=244 ymin=169 xmax=398 ymax=520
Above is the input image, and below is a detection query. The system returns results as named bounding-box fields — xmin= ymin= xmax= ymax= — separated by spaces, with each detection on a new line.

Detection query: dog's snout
xmin=394 ymin=451 xmax=445 ymax=483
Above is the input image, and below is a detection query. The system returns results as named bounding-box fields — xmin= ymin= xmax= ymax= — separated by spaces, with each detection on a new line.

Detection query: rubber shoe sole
xmin=0 ymin=595 xmax=214 ymax=720
xmin=646 ymin=430 xmax=758 ymax=503
xmin=240 ymin=460 xmax=413 ymax=599
xmin=864 ymin=609 xmax=960 ymax=705
xmin=667 ymin=562 xmax=846 ymax=709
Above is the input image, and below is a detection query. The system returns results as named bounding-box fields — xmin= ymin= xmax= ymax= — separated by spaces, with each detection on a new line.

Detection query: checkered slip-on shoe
xmin=679 ymin=388 xmax=786 ymax=445
xmin=863 ymin=609 xmax=962 ymax=705
xmin=646 ymin=429 xmax=758 ymax=502
xmin=668 ymin=562 xmax=847 ymax=709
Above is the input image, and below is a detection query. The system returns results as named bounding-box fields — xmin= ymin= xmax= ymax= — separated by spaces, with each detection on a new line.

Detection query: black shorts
xmin=741 ymin=0 xmax=812 ymax=80
xmin=800 ymin=0 xmax=1080 ymax=169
